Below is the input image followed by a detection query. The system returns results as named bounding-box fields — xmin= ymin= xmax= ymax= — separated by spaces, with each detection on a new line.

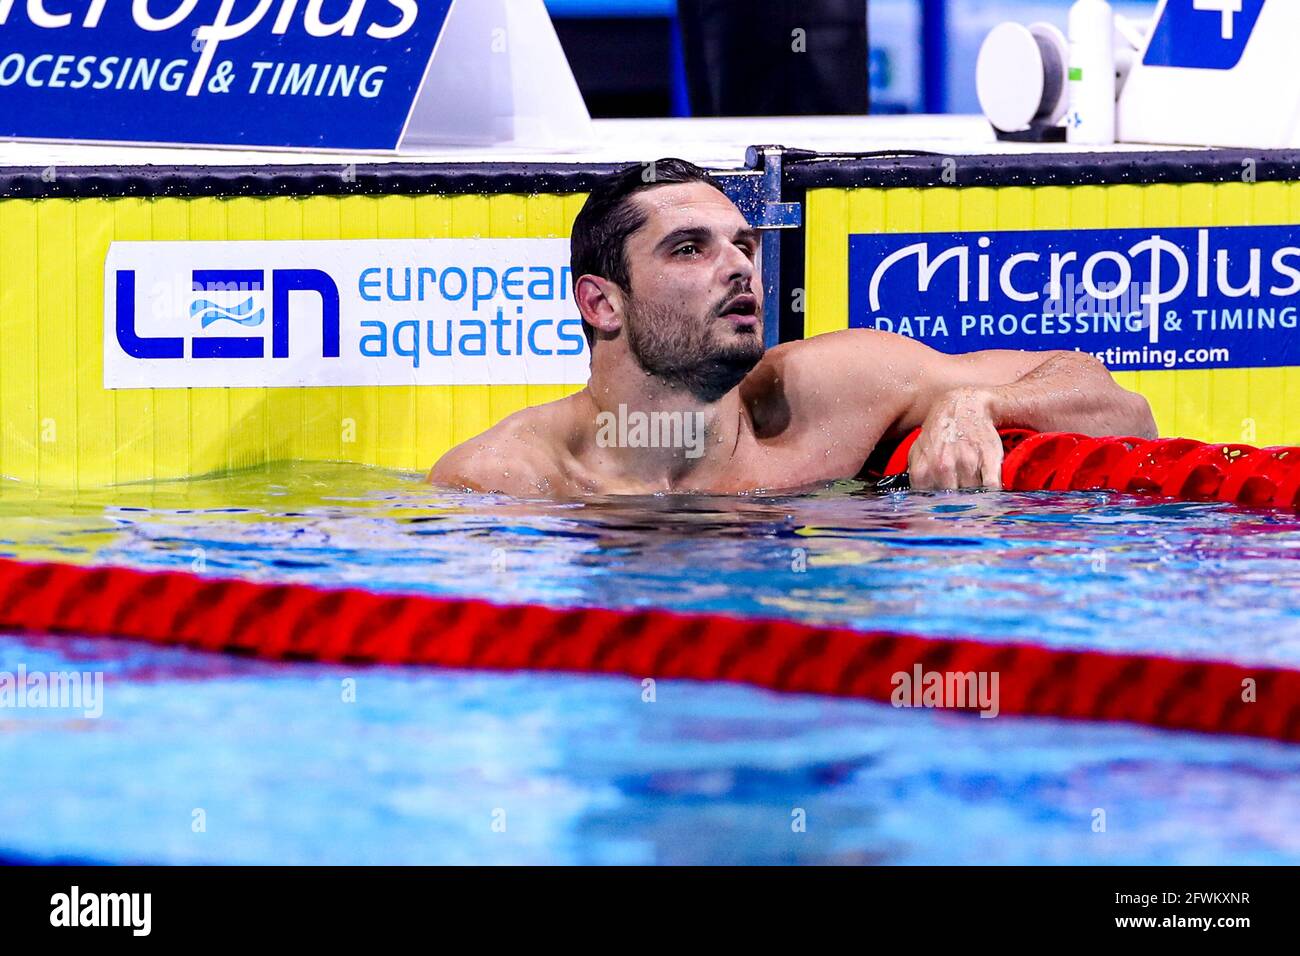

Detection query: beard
xmin=623 ymin=291 xmax=765 ymax=404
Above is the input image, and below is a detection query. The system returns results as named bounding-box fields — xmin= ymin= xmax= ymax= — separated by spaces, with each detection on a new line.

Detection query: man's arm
xmin=767 ymin=329 xmax=1156 ymax=490
xmin=902 ymin=349 xmax=1157 ymax=489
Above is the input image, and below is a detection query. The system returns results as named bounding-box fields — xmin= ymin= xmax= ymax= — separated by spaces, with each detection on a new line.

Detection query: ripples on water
xmin=1 ymin=464 xmax=1298 ymax=864
xmin=3 ymin=462 xmax=1298 ymax=664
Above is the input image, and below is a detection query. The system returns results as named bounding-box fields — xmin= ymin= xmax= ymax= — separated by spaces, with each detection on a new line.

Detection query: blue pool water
xmin=2 ymin=464 xmax=1300 ymax=864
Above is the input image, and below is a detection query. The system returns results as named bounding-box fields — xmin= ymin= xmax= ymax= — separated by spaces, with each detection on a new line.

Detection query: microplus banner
xmin=0 ymin=0 xmax=454 ymax=150
xmin=105 ymin=239 xmax=591 ymax=388
xmin=849 ymin=225 xmax=1300 ymax=372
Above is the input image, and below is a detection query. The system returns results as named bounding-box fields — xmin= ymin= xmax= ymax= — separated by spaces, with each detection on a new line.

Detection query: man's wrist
xmin=948 ymin=384 xmax=1000 ymax=421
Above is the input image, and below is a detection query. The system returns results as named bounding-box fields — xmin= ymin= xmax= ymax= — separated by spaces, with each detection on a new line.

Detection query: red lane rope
xmin=884 ymin=426 xmax=1300 ymax=508
xmin=3 ymin=429 xmax=1298 ymax=741
xmin=1 ymin=556 xmax=1298 ymax=744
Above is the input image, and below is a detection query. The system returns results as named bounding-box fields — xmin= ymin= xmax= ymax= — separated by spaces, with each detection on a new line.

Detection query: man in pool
xmin=429 ymin=159 xmax=1157 ymax=496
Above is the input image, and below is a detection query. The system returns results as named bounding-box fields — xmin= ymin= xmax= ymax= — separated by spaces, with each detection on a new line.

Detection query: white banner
xmin=1119 ymin=0 xmax=1300 ymax=148
xmin=104 ymin=239 xmax=591 ymax=389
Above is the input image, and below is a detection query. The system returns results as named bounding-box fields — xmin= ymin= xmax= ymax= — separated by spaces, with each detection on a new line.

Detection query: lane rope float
xmin=884 ymin=428 xmax=1300 ymax=508
xmin=1 ymin=555 xmax=1298 ymax=744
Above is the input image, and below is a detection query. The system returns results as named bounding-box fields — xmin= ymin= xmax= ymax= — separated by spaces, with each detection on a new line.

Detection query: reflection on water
xmin=1 ymin=464 xmax=1299 ymax=864
xmin=4 ymin=631 xmax=1300 ymax=865
xmin=2 ymin=462 xmax=1299 ymax=664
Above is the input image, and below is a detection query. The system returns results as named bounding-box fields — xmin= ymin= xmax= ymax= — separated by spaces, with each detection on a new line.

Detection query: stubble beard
xmin=623 ymin=294 xmax=765 ymax=404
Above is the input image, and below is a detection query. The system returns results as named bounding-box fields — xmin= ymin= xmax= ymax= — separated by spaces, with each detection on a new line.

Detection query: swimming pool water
xmin=2 ymin=464 xmax=1300 ymax=864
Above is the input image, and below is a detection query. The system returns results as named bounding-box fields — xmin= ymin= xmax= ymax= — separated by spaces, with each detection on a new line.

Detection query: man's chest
xmin=694 ymin=428 xmax=888 ymax=493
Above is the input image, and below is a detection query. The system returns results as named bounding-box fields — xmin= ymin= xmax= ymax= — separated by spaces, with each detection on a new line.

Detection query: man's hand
xmin=755 ymin=331 xmax=1157 ymax=492
xmin=908 ymin=387 xmax=1004 ymax=491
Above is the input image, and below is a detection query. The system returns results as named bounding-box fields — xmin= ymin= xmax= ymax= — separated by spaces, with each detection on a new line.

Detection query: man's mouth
xmin=718 ymin=294 xmax=759 ymax=323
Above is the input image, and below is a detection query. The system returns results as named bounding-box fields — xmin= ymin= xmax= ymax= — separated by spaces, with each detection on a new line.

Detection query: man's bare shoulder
xmin=427 ymin=394 xmax=581 ymax=496
xmin=757 ymin=328 xmax=920 ymax=376
xmin=742 ymin=329 xmax=916 ymax=434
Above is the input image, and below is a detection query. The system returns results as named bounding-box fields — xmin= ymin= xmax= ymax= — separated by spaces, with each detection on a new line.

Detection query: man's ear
xmin=575 ymin=275 xmax=624 ymax=339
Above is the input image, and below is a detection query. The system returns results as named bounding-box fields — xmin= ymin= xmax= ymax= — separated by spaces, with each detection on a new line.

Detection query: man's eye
xmin=674 ymin=244 xmax=699 ymax=256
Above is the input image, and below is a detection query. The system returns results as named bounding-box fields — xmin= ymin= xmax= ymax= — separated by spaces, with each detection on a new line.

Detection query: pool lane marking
xmin=0 ymin=556 xmax=1296 ymax=743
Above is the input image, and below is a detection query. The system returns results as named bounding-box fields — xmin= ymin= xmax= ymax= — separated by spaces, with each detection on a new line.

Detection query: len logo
xmin=116 ymin=268 xmax=340 ymax=360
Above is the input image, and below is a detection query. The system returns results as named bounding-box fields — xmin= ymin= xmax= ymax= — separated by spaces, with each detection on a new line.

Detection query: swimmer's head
xmin=571 ymin=158 xmax=764 ymax=403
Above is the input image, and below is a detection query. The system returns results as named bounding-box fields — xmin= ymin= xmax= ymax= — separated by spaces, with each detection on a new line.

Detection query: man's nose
xmin=720 ymin=242 xmax=756 ymax=285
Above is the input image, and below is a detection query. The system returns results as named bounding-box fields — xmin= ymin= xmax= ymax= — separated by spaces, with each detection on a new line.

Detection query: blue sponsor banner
xmin=1142 ymin=0 xmax=1266 ymax=71
xmin=0 ymin=0 xmax=453 ymax=150
xmin=848 ymin=225 xmax=1300 ymax=372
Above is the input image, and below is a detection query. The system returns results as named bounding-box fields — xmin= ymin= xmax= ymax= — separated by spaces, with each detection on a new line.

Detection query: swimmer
xmin=430 ymin=159 xmax=1156 ymax=496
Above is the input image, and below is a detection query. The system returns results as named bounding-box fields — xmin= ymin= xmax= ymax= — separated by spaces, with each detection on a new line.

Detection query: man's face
xmin=618 ymin=182 xmax=764 ymax=402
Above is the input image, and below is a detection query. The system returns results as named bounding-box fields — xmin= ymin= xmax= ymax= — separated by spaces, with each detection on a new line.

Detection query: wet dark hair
xmin=570 ymin=158 xmax=726 ymax=349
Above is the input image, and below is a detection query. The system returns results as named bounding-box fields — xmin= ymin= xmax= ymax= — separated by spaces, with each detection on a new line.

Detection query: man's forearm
xmin=978 ymin=352 xmax=1158 ymax=438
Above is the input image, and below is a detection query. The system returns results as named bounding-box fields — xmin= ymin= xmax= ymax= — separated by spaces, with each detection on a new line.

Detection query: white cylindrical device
xmin=976 ymin=21 xmax=1069 ymax=133
xmin=1067 ymin=0 xmax=1116 ymax=145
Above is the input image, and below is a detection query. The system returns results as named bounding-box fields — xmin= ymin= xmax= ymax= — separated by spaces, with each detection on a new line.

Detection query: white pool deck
xmin=0 ymin=114 xmax=1206 ymax=171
